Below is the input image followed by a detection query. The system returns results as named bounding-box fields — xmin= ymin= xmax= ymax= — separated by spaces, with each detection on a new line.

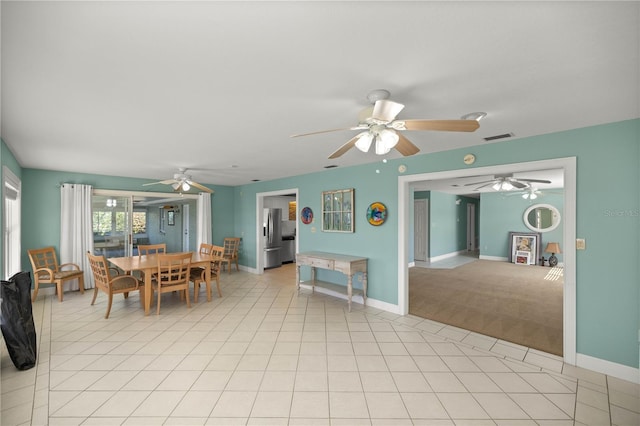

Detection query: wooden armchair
xmin=190 ymin=243 xmax=223 ymax=302
xmin=153 ymin=252 xmax=192 ymax=315
xmin=86 ymin=252 xmax=144 ymax=319
xmin=221 ymin=237 xmax=241 ymax=274
xmin=28 ymin=247 xmax=85 ymax=302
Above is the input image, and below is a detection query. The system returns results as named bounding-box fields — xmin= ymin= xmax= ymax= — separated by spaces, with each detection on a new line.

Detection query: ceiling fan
xmin=291 ymin=89 xmax=483 ymax=159
xmin=505 ymin=187 xmax=562 ymax=200
xmin=465 ymin=174 xmax=552 ymax=191
xmin=142 ymin=168 xmax=213 ymax=193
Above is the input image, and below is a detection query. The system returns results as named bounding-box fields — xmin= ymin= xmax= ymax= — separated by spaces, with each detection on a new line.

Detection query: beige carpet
xmin=409 ymin=260 xmax=563 ymax=356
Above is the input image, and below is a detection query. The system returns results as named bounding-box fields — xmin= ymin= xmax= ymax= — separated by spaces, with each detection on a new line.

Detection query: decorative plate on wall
xmin=301 ymin=207 xmax=313 ymax=224
xmin=366 ymin=202 xmax=387 ymax=226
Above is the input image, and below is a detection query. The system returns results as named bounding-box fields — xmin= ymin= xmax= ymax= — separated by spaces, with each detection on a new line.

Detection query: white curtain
xmin=196 ymin=192 xmax=212 ymax=248
xmin=60 ymin=183 xmax=94 ymax=290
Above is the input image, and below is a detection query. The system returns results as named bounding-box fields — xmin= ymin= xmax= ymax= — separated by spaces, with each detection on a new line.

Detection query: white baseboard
xmin=429 ymin=250 xmax=467 ymax=263
xmin=576 ymin=353 xmax=640 ymax=384
xmin=479 ymin=255 xmax=509 ymax=262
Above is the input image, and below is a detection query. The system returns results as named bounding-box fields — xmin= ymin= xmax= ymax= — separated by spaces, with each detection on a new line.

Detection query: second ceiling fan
xmin=291 ymin=89 xmax=483 ymax=159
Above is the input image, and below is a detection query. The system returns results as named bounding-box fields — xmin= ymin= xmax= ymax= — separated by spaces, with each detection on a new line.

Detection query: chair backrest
xmin=211 ymin=245 xmax=225 ymax=258
xmin=198 ymin=243 xmax=214 ymax=256
xmin=28 ymin=247 xmax=60 ymax=272
xmin=86 ymin=252 xmax=112 ymax=292
xmin=139 ymin=243 xmax=167 ymax=257
xmin=223 ymin=237 xmax=240 ymax=258
xmin=156 ymin=252 xmax=192 ymax=287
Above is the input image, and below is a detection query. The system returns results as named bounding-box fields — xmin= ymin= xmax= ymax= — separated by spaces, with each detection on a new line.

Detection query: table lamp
xmin=545 ymin=242 xmax=561 ymax=267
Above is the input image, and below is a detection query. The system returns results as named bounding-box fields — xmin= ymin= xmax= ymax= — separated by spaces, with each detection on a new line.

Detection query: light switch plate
xmin=576 ymin=238 xmax=586 ymax=250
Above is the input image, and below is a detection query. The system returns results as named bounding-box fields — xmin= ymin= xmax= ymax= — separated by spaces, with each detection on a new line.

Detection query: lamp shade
xmin=545 ymin=242 xmax=561 ymax=254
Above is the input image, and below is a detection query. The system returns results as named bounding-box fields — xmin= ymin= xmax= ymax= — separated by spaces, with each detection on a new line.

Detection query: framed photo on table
xmin=508 ymin=231 xmax=541 ymax=265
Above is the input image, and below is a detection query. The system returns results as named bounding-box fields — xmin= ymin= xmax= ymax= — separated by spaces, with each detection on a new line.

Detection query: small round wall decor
xmin=301 ymin=207 xmax=313 ymax=224
xmin=366 ymin=202 xmax=387 ymax=226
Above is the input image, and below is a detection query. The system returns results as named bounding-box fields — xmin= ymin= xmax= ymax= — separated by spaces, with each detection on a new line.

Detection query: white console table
xmin=296 ymin=251 xmax=368 ymax=312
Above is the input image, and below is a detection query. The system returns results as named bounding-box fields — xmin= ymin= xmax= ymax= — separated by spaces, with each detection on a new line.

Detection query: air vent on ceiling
xmin=484 ymin=133 xmax=514 ymax=142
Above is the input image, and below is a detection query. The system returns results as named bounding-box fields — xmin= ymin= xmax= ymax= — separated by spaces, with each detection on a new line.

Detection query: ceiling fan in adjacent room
xmin=465 ymin=174 xmax=552 ymax=192
xmin=291 ymin=89 xmax=484 ymax=159
xmin=142 ymin=168 xmax=213 ymax=193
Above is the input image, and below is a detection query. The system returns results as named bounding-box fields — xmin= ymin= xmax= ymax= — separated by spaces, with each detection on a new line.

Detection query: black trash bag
xmin=1 ymin=271 xmax=37 ymax=370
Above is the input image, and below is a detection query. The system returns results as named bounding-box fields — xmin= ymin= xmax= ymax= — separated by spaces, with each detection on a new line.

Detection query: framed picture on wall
xmin=508 ymin=231 xmax=541 ymax=265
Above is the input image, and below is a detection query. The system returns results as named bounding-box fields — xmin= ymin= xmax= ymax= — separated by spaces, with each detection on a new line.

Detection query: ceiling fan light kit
xmin=292 ymin=90 xmax=482 ymax=159
xmin=142 ymin=168 xmax=213 ymax=193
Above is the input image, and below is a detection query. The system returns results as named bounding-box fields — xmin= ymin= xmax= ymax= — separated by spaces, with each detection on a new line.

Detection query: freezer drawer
xmin=264 ymin=247 xmax=282 ymax=269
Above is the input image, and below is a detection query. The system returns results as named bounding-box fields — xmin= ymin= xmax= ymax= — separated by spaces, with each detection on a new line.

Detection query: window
xmin=321 ymin=189 xmax=354 ymax=233
xmin=93 ymin=209 xmax=147 ymax=235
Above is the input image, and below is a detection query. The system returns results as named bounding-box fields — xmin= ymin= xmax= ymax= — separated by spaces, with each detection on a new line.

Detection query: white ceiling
xmin=2 ymin=2 xmax=638 ymax=188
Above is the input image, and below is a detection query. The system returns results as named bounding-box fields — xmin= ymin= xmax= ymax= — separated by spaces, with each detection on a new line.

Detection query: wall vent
xmin=484 ymin=132 xmax=514 ymax=142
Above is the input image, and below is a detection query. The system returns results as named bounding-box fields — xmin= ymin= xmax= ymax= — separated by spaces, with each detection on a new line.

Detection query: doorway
xmin=398 ymin=157 xmax=577 ymax=364
xmin=256 ymin=188 xmax=298 ymax=273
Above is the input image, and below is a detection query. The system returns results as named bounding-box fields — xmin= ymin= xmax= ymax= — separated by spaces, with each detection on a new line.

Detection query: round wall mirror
xmin=523 ymin=203 xmax=561 ymax=232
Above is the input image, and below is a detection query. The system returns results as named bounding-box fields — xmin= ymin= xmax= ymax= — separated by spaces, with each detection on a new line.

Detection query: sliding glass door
xmin=92 ymin=194 xmax=133 ymax=257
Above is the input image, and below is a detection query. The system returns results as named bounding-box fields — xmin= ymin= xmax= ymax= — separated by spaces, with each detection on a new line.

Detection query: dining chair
xmin=190 ymin=243 xmax=223 ymax=302
xmin=86 ymin=252 xmax=144 ymax=319
xmin=221 ymin=237 xmax=241 ymax=274
xmin=153 ymin=252 xmax=192 ymax=315
xmin=136 ymin=243 xmax=167 ymax=280
xmin=138 ymin=243 xmax=167 ymax=256
xmin=28 ymin=247 xmax=85 ymax=302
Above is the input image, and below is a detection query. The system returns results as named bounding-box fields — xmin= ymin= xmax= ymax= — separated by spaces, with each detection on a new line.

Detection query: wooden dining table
xmin=108 ymin=252 xmax=222 ymax=316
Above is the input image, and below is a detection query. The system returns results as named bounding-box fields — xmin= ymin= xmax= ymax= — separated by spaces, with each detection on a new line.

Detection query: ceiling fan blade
xmin=464 ymin=179 xmax=495 ymax=186
xmin=473 ymin=182 xmax=496 ymax=191
xmin=187 ymin=180 xmax=213 ymax=193
xmin=291 ymin=126 xmax=364 ymax=138
xmin=510 ymin=180 xmax=529 ymax=189
xmin=142 ymin=179 xmax=177 ymax=186
xmin=328 ymin=135 xmax=360 ymax=159
xmin=394 ymin=133 xmax=420 ymax=156
xmin=371 ymin=100 xmax=405 ymax=122
xmin=519 ymin=178 xmax=552 ymax=184
xmin=402 ymin=119 xmax=480 ymax=132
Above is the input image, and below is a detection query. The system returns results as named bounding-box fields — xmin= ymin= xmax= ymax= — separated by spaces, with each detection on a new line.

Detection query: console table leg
xmin=311 ymin=267 xmax=316 ymax=294
xmin=347 ymin=274 xmax=353 ymax=312
xmin=362 ymin=272 xmax=368 ymax=306
xmin=296 ymin=265 xmax=301 ymax=292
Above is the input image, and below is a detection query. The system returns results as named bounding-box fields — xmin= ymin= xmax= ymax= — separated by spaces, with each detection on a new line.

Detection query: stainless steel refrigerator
xmin=263 ymin=208 xmax=282 ymax=269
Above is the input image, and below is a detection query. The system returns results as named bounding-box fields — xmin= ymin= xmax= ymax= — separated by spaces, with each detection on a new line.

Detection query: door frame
xmin=398 ymin=157 xmax=577 ymax=364
xmin=467 ymin=202 xmax=476 ymax=251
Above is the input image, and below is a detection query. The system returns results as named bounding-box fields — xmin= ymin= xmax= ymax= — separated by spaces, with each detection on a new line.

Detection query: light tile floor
xmin=2 ymin=264 xmax=638 ymax=425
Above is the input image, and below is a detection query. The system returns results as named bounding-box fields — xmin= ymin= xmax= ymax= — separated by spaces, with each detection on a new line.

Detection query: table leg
xmin=347 ymin=274 xmax=353 ymax=312
xmin=205 ymin=264 xmax=212 ymax=302
xmin=296 ymin=264 xmax=301 ymax=291
xmin=362 ymin=272 xmax=367 ymax=307
xmin=311 ymin=267 xmax=316 ymax=293
xmin=144 ymin=270 xmax=152 ymax=315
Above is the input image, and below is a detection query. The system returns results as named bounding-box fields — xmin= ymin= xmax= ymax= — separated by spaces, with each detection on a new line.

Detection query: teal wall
xmin=429 ymin=192 xmax=479 ymax=258
xmin=480 ymin=192 xmax=564 ymax=263
xmin=6 ymin=119 xmax=640 ymax=369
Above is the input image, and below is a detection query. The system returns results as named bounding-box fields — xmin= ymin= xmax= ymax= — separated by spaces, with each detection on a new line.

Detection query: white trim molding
xmin=576 ymin=353 xmax=640 ymax=384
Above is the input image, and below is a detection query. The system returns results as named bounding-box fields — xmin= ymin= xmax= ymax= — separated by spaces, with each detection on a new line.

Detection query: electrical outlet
xmin=576 ymin=238 xmax=586 ymax=250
